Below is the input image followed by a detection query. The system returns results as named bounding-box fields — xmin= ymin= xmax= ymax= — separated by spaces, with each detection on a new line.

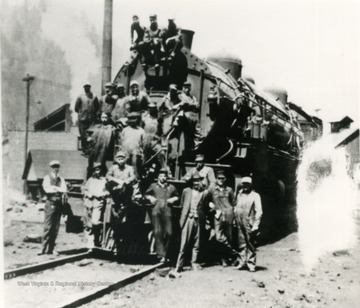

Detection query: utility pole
xmin=101 ymin=0 xmax=113 ymax=95
xmin=22 ymin=74 xmax=35 ymax=194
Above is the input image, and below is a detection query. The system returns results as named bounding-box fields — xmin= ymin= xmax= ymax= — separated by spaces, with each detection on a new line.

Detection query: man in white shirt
xmin=39 ymin=160 xmax=67 ymax=255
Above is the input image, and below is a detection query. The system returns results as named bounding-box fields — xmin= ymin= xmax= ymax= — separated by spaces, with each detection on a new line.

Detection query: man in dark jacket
xmin=175 ymin=172 xmax=208 ymax=272
xmin=145 ymin=168 xmax=179 ymax=263
xmin=75 ymin=83 xmax=100 ymax=153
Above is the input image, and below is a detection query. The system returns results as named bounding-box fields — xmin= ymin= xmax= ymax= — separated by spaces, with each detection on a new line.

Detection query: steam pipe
xmin=101 ymin=0 xmax=113 ymax=94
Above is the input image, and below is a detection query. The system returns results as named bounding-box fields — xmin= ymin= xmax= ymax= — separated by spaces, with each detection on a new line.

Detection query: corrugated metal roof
xmin=23 ymin=149 xmax=87 ymax=180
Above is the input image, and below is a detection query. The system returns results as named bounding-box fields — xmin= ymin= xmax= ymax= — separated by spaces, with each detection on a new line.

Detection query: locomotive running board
xmin=55 ymin=263 xmax=163 ymax=308
xmin=4 ymin=251 xmax=91 ymax=280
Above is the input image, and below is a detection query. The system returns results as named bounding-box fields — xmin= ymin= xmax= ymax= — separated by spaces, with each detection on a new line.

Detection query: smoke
xmin=296 ymin=137 xmax=358 ymax=270
xmin=40 ymin=0 xmax=103 ymax=122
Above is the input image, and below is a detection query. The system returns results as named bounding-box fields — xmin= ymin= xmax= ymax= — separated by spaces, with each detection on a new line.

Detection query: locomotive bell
xmin=207 ymin=49 xmax=242 ymax=80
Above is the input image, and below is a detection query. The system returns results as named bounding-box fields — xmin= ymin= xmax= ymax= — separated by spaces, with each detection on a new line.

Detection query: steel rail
xmin=4 ymin=251 xmax=91 ymax=280
xmin=55 ymin=262 xmax=163 ymax=308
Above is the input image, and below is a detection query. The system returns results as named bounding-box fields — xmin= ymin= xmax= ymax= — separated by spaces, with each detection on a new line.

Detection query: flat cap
xmin=191 ymin=172 xmax=203 ymax=181
xmin=115 ymin=151 xmax=127 ymax=158
xmin=116 ymin=83 xmax=125 ymax=88
xmin=49 ymin=160 xmax=60 ymax=167
xmin=149 ymin=14 xmax=157 ymax=19
xmin=92 ymin=162 xmax=102 ymax=170
xmin=158 ymin=167 xmax=169 ymax=175
xmin=130 ymin=80 xmax=139 ymax=87
xmin=105 ymin=82 xmax=113 ymax=88
xmin=241 ymin=176 xmax=252 ymax=184
xmin=215 ymin=170 xmax=226 ymax=178
xmin=127 ymin=111 xmax=141 ymax=119
xmin=83 ymin=83 xmax=91 ymax=87
xmin=183 ymin=81 xmax=192 ymax=87
xmin=148 ymin=101 xmax=157 ymax=108
xmin=195 ymin=154 xmax=205 ymax=162
xmin=169 ymin=84 xmax=177 ymax=90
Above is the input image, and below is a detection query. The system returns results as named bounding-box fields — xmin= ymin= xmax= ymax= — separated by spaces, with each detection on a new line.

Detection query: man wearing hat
xmin=113 ymin=83 xmax=130 ymax=123
xmin=99 ymin=82 xmax=117 ymax=121
xmin=159 ymin=84 xmax=182 ymax=113
xmin=120 ymin=112 xmax=145 ymax=177
xmin=234 ymin=176 xmax=262 ymax=272
xmin=145 ymin=168 xmax=179 ymax=263
xmin=39 ymin=160 xmax=67 ymax=255
xmin=130 ymin=15 xmax=145 ymax=45
xmin=88 ymin=112 xmax=116 ymax=172
xmin=82 ymin=162 xmax=109 ymax=249
xmin=207 ymin=170 xmax=237 ymax=265
xmin=175 ymin=172 xmax=208 ymax=272
xmin=161 ymin=18 xmax=182 ymax=60
xmin=147 ymin=14 xmax=161 ymax=67
xmin=75 ymin=83 xmax=100 ymax=153
xmin=182 ymin=154 xmax=215 ymax=189
xmin=106 ymin=151 xmax=136 ymax=253
xmin=128 ymin=80 xmax=151 ymax=115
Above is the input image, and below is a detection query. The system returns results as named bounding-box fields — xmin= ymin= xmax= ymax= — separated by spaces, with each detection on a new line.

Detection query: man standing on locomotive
xmin=99 ymin=82 xmax=117 ymax=123
xmin=120 ymin=112 xmax=145 ymax=177
xmin=82 ymin=162 xmax=108 ymax=250
xmin=234 ymin=176 xmax=262 ymax=272
xmin=207 ymin=170 xmax=237 ymax=266
xmin=39 ymin=160 xmax=67 ymax=255
xmin=113 ymin=83 xmax=130 ymax=124
xmin=145 ymin=168 xmax=179 ymax=263
xmin=182 ymin=154 xmax=215 ymax=189
xmin=106 ymin=151 xmax=136 ymax=254
xmin=128 ymin=80 xmax=151 ymax=116
xmin=74 ymin=83 xmax=100 ymax=154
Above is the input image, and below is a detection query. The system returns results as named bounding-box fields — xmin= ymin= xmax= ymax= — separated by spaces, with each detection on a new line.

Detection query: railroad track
xmin=4 ymin=248 xmax=163 ymax=308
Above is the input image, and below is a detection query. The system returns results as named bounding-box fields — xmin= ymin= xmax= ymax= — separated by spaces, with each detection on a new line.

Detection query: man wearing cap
xmin=146 ymin=14 xmax=162 ymax=67
xmin=234 ymin=176 xmax=262 ymax=272
xmin=130 ymin=15 xmax=145 ymax=45
xmin=82 ymin=162 xmax=108 ymax=249
xmin=88 ymin=112 xmax=116 ymax=172
xmin=39 ymin=160 xmax=67 ymax=255
xmin=161 ymin=18 xmax=182 ymax=59
xmin=145 ymin=168 xmax=179 ymax=263
xmin=75 ymin=83 xmax=100 ymax=153
xmin=175 ymin=172 xmax=208 ymax=272
xmin=207 ymin=170 xmax=237 ymax=265
xmin=182 ymin=154 xmax=215 ymax=189
xmin=159 ymin=84 xmax=182 ymax=113
xmin=120 ymin=112 xmax=145 ymax=177
xmin=99 ymin=82 xmax=117 ymax=121
xmin=128 ymin=80 xmax=151 ymax=115
xmin=113 ymin=83 xmax=130 ymax=123
xmin=106 ymin=151 xmax=136 ymax=252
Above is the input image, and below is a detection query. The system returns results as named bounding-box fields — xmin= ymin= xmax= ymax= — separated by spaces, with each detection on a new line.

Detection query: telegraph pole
xmin=22 ymin=74 xmax=35 ymax=194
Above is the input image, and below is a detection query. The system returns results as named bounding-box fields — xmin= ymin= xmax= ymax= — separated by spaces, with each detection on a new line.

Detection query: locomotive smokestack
xmin=101 ymin=0 xmax=113 ymax=94
xmin=181 ymin=29 xmax=194 ymax=50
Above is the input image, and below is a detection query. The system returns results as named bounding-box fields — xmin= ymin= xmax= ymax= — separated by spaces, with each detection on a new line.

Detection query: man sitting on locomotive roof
xmin=82 ymin=162 xmax=109 ymax=250
xmin=128 ymin=80 xmax=151 ymax=116
xmin=145 ymin=168 xmax=179 ymax=263
xmin=130 ymin=15 xmax=145 ymax=45
xmin=106 ymin=151 xmax=136 ymax=254
xmin=120 ymin=112 xmax=145 ymax=178
xmin=182 ymin=154 xmax=215 ymax=189
xmin=161 ymin=17 xmax=182 ymax=61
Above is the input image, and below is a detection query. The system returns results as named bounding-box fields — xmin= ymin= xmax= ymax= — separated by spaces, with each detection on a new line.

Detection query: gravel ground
xmin=3 ymin=205 xmax=360 ymax=308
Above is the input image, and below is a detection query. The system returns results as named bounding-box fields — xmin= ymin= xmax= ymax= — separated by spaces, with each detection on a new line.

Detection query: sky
xmin=6 ymin=0 xmax=360 ymax=123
